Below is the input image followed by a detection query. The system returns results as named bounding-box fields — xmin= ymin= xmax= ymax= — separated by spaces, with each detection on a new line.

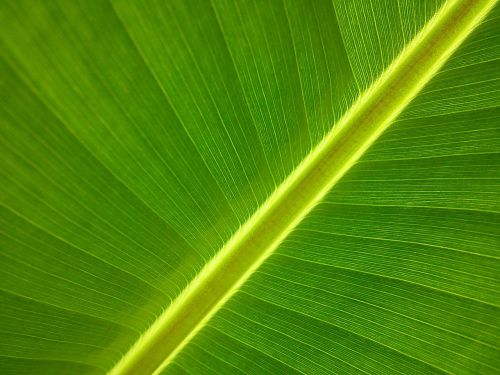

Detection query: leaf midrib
xmin=109 ymin=1 xmax=497 ymax=374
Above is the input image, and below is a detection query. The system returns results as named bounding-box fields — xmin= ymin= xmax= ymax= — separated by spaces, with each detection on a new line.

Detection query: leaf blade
xmin=0 ymin=0 xmax=499 ymax=374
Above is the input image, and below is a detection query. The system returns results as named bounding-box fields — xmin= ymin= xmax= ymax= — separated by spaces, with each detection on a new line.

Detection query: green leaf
xmin=1 ymin=1 xmax=499 ymax=374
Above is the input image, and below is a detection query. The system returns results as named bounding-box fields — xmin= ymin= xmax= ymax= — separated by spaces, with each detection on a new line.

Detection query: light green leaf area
xmin=0 ymin=0 xmax=499 ymax=374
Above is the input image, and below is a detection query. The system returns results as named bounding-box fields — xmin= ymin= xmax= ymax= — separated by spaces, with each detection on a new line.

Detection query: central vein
xmin=109 ymin=1 xmax=497 ymax=374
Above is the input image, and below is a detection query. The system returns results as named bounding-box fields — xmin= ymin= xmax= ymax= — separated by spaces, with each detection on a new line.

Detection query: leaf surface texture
xmin=0 ymin=0 xmax=499 ymax=374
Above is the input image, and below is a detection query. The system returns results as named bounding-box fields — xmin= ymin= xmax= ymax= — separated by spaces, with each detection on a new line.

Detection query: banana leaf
xmin=1 ymin=0 xmax=499 ymax=374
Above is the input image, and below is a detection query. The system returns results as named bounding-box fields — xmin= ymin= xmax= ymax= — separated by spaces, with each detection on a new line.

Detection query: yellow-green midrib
xmin=109 ymin=0 xmax=498 ymax=374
